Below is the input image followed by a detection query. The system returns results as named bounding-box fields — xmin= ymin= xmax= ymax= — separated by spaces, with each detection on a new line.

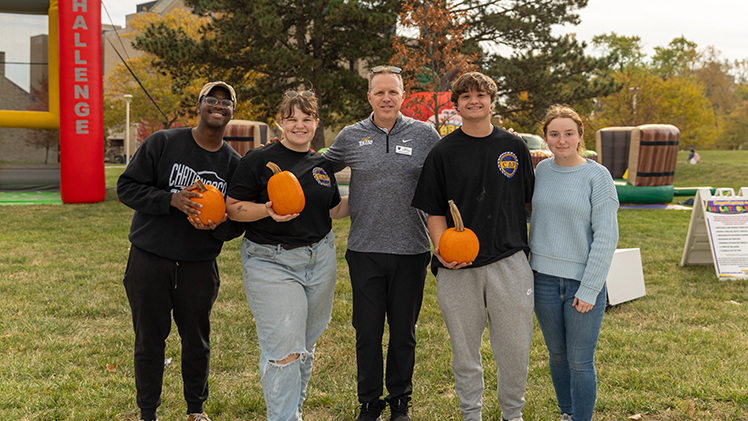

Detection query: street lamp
xmin=629 ymin=87 xmax=639 ymax=125
xmin=123 ymin=94 xmax=133 ymax=165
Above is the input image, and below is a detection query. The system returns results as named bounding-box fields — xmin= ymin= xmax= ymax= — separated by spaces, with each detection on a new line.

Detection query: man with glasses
xmin=118 ymin=81 xmax=243 ymax=421
xmin=324 ymin=66 xmax=441 ymax=421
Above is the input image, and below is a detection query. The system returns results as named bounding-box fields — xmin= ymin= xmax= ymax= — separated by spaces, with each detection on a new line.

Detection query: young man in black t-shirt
xmin=411 ymin=72 xmax=535 ymax=421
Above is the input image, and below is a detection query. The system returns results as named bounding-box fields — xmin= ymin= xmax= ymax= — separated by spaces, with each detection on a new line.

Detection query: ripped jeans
xmin=241 ymin=231 xmax=337 ymax=421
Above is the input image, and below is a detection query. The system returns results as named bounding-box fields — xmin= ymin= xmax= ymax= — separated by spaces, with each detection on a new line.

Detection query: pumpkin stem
xmin=194 ymin=178 xmax=208 ymax=193
xmin=448 ymin=200 xmax=465 ymax=232
xmin=266 ymin=162 xmax=282 ymax=175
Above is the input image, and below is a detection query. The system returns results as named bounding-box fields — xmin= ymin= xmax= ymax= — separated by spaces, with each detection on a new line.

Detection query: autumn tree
xmin=24 ymin=77 xmax=59 ymax=164
xmin=590 ymin=34 xmax=719 ymax=148
xmin=136 ymin=0 xmax=399 ymax=151
xmin=721 ymin=94 xmax=748 ymax=150
xmin=695 ymin=48 xmax=737 ymax=120
xmin=105 ymin=56 xmax=191 ymax=139
xmin=392 ymin=0 xmax=478 ymax=133
xmin=697 ymin=52 xmax=748 ymax=150
xmin=103 ymin=9 xmax=223 ymax=143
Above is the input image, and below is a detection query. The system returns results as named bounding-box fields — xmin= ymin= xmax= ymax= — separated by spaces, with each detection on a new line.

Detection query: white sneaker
xmin=561 ymin=414 xmax=572 ymax=421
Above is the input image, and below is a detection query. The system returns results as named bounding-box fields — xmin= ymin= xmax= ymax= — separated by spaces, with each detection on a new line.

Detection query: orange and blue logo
xmin=498 ymin=152 xmax=518 ymax=178
xmin=313 ymin=167 xmax=331 ymax=187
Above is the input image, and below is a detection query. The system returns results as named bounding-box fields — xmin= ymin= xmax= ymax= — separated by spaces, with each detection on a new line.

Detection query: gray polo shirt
xmin=324 ymin=113 xmax=441 ymax=255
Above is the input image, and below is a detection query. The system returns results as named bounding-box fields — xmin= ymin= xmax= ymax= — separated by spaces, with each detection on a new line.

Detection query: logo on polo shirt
xmin=313 ymin=167 xmax=331 ymax=187
xmin=498 ymin=152 xmax=518 ymax=178
xmin=359 ymin=136 xmax=373 ymax=146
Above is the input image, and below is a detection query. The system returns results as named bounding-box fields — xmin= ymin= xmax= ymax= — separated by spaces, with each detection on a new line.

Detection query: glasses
xmin=285 ymin=90 xmax=315 ymax=99
xmin=371 ymin=65 xmax=402 ymax=74
xmin=203 ymin=96 xmax=234 ymax=109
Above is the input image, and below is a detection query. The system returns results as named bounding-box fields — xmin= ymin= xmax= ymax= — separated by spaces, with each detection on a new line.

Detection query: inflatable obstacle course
xmin=223 ymin=120 xmax=269 ymax=156
xmin=597 ymin=125 xmax=680 ymax=204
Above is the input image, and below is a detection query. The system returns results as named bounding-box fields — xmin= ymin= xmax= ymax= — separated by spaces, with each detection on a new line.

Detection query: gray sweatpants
xmin=436 ymin=251 xmax=534 ymax=421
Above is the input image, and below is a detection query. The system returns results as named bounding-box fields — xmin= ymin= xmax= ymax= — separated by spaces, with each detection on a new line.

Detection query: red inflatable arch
xmin=0 ymin=0 xmax=104 ymax=203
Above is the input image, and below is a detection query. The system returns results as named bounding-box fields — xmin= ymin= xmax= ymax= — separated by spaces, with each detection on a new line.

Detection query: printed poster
xmin=703 ymin=198 xmax=748 ymax=279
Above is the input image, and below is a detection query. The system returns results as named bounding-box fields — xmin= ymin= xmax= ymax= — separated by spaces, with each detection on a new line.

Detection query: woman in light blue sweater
xmin=529 ymin=105 xmax=619 ymax=421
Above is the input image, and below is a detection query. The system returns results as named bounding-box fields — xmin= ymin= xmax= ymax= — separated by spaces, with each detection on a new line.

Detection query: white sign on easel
xmin=681 ymin=187 xmax=748 ymax=279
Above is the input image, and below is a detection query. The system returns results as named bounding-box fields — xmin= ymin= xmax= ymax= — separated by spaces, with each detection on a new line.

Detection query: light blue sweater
xmin=529 ymin=158 xmax=619 ymax=304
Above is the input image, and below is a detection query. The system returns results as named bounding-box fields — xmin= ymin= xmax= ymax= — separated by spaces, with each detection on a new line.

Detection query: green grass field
xmin=1 ymin=150 xmax=747 ymax=420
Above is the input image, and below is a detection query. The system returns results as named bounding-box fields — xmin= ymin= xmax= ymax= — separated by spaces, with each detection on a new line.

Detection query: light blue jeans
xmin=241 ymin=231 xmax=336 ymax=421
xmin=533 ymin=272 xmax=607 ymax=421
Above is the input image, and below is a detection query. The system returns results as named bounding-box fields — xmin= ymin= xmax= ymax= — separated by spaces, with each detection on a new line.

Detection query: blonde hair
xmin=542 ymin=104 xmax=587 ymax=157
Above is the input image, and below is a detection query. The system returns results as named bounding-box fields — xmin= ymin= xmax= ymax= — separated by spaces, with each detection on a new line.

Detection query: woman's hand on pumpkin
xmin=171 ymin=187 xmax=203 ymax=217
xmin=434 ymin=247 xmax=472 ymax=269
xmin=266 ymin=201 xmax=299 ymax=222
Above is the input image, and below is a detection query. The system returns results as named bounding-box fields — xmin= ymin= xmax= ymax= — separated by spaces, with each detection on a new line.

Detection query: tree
xmin=103 ymin=9 xmax=218 ymax=143
xmin=104 ymin=56 xmax=195 ymax=143
xmin=489 ymin=34 xmax=617 ymax=133
xmin=24 ymin=77 xmax=59 ymax=164
xmin=592 ymin=33 xmax=645 ymax=72
xmin=454 ymin=1 xmax=617 ymax=133
xmin=694 ymin=47 xmax=737 ymax=119
xmin=391 ymin=0 xmax=478 ymax=133
xmin=136 ymin=0 xmax=400 ymax=150
xmin=651 ymin=36 xmax=701 ymax=78
xmin=721 ymin=100 xmax=748 ymax=150
xmin=732 ymin=59 xmax=748 ymax=85
xmin=590 ymin=34 xmax=718 ymax=148
xmin=457 ymin=0 xmax=589 ymax=51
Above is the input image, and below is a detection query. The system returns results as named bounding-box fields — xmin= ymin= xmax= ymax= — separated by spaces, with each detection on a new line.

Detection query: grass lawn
xmin=1 ymin=151 xmax=747 ymax=420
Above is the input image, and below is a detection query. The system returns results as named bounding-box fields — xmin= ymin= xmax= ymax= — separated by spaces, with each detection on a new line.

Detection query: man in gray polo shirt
xmin=323 ymin=66 xmax=441 ymax=421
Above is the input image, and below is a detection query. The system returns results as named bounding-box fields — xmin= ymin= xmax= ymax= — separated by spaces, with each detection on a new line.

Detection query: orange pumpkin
xmin=438 ymin=199 xmax=480 ymax=264
xmin=189 ymin=179 xmax=226 ymax=225
xmin=266 ymin=161 xmax=305 ymax=215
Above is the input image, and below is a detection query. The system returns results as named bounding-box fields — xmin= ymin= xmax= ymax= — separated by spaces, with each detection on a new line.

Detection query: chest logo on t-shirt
xmin=313 ymin=167 xmax=332 ymax=187
xmin=497 ymin=152 xmax=518 ymax=178
xmin=359 ymin=136 xmax=373 ymax=147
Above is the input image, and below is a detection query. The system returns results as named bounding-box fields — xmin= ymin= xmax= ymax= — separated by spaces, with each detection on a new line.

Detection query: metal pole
xmin=124 ymin=94 xmax=133 ymax=165
xmin=629 ymin=87 xmax=639 ymax=126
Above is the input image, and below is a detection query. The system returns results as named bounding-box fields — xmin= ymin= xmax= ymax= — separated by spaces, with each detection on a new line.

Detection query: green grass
xmin=1 ymin=158 xmax=748 ymax=420
xmin=674 ymin=150 xmax=748 ymax=193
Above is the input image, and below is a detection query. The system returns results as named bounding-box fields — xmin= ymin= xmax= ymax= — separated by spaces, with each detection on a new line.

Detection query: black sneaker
xmin=389 ymin=398 xmax=411 ymax=421
xmin=356 ymin=400 xmax=386 ymax=421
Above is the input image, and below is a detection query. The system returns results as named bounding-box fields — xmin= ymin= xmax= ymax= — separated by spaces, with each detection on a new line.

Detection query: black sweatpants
xmin=345 ymin=250 xmax=431 ymax=405
xmin=123 ymin=245 xmax=220 ymax=420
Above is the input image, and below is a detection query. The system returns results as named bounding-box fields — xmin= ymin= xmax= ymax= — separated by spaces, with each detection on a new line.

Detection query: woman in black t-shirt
xmin=226 ymin=91 xmax=348 ymax=421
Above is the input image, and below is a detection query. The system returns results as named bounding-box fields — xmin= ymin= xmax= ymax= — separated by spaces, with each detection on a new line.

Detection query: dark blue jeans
xmin=533 ymin=272 xmax=607 ymax=421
